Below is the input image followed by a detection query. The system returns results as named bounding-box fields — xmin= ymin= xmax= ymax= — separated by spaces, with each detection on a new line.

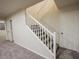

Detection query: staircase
xmin=31 ymin=24 xmax=54 ymax=52
xmin=26 ymin=12 xmax=56 ymax=59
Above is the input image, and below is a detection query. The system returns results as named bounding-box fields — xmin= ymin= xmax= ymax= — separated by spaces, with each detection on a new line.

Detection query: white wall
xmin=6 ymin=10 xmax=54 ymax=59
xmin=27 ymin=0 xmax=60 ymax=44
xmin=38 ymin=4 xmax=79 ymax=52
xmin=5 ymin=19 xmax=13 ymax=41
xmin=40 ymin=6 xmax=79 ymax=52
xmin=60 ymin=10 xmax=79 ymax=52
xmin=27 ymin=0 xmax=79 ymax=53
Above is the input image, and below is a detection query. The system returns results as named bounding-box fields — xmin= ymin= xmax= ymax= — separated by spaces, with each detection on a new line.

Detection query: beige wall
xmin=27 ymin=0 xmax=52 ymax=19
xmin=39 ymin=6 xmax=79 ymax=52
xmin=60 ymin=10 xmax=79 ymax=52
xmin=27 ymin=0 xmax=59 ymax=20
xmin=27 ymin=0 xmax=60 ymax=43
xmin=39 ymin=3 xmax=60 ymax=32
xmin=27 ymin=0 xmax=79 ymax=52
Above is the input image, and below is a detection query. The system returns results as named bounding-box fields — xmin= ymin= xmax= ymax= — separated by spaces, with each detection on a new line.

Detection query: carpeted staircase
xmin=56 ymin=46 xmax=79 ymax=59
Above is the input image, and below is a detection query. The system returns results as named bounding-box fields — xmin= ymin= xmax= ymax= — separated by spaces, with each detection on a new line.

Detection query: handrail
xmin=26 ymin=12 xmax=56 ymax=59
xmin=27 ymin=12 xmax=56 ymax=37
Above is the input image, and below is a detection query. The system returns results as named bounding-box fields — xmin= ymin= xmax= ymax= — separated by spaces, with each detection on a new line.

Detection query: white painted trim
xmin=53 ymin=32 xmax=56 ymax=59
xmin=26 ymin=12 xmax=56 ymax=59
xmin=15 ymin=41 xmax=49 ymax=59
xmin=27 ymin=12 xmax=55 ymax=37
xmin=26 ymin=25 xmax=55 ymax=56
xmin=14 ymin=25 xmax=54 ymax=59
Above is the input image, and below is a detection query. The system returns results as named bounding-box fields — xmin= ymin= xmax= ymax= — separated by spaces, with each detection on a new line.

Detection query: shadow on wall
xmin=0 ymin=23 xmax=5 ymax=30
xmin=0 ymin=21 xmax=6 ymax=40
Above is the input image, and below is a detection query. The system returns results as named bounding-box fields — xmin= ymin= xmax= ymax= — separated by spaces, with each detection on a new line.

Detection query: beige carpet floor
xmin=0 ymin=40 xmax=45 ymax=59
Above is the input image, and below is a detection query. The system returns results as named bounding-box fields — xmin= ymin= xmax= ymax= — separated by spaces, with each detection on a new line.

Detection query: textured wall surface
xmin=60 ymin=10 xmax=79 ymax=52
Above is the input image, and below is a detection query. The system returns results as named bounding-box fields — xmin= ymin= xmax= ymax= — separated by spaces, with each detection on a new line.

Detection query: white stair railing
xmin=26 ymin=12 xmax=56 ymax=59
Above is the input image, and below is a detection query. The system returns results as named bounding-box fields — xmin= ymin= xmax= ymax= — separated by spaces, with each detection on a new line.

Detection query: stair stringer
xmin=15 ymin=24 xmax=54 ymax=59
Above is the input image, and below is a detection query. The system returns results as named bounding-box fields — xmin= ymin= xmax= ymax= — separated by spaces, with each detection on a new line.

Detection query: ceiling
xmin=0 ymin=0 xmax=79 ymax=19
xmin=54 ymin=0 xmax=79 ymax=8
xmin=0 ymin=0 xmax=43 ymax=19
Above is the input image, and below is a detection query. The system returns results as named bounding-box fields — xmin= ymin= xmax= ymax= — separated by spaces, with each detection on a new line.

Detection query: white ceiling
xmin=0 ymin=0 xmax=43 ymax=19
